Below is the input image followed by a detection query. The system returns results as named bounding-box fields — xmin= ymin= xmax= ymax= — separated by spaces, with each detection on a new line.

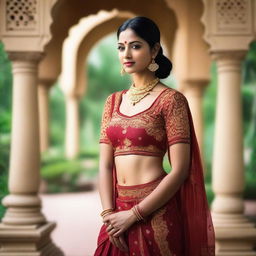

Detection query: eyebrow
xmin=117 ymin=41 xmax=142 ymax=45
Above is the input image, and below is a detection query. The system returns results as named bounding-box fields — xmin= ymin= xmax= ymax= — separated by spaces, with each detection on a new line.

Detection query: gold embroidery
xmin=110 ymin=90 xmax=166 ymax=142
xmin=123 ymin=138 xmax=132 ymax=147
xmin=162 ymin=91 xmax=190 ymax=145
xmin=99 ymin=94 xmax=113 ymax=143
xmin=110 ymin=114 xmax=165 ymax=142
xmin=115 ymin=144 xmax=163 ymax=157
xmin=118 ymin=185 xmax=156 ymax=198
xmin=151 ymin=207 xmax=173 ymax=256
xmin=101 ymin=89 xmax=191 ymax=158
xmin=117 ymin=178 xmax=161 ymax=198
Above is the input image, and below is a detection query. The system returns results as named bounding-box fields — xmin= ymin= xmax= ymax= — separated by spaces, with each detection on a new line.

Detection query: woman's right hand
xmin=103 ymin=214 xmax=129 ymax=253
xmin=109 ymin=233 xmax=129 ymax=253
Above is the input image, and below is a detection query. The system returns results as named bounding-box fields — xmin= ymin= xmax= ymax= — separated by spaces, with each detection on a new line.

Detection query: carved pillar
xmin=0 ymin=0 xmax=63 ymax=254
xmin=0 ymin=53 xmax=63 ymax=256
xmin=65 ymin=95 xmax=80 ymax=159
xmin=201 ymin=0 xmax=256 ymax=255
xmin=211 ymin=51 xmax=256 ymax=255
xmin=38 ymin=80 xmax=53 ymax=153
xmin=182 ymin=79 xmax=209 ymax=171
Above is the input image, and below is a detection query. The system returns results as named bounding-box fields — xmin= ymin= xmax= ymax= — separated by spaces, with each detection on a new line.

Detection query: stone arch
xmin=60 ymin=9 xmax=135 ymax=97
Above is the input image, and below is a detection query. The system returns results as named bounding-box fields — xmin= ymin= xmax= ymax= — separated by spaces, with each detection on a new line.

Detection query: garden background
xmin=1 ymin=34 xmax=256 ymax=219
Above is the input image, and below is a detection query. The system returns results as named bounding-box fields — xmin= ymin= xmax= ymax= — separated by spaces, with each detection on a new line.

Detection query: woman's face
xmin=117 ymin=28 xmax=154 ymax=74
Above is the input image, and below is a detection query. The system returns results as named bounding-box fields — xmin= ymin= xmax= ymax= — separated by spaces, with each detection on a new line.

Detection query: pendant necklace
xmin=127 ymin=77 xmax=160 ymax=106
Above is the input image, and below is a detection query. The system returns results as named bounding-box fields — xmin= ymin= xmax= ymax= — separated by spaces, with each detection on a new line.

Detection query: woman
xmin=94 ymin=16 xmax=215 ymax=256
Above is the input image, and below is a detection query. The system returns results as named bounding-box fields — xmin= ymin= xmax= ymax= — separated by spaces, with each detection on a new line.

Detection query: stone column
xmin=38 ymin=80 xmax=52 ymax=153
xmin=0 ymin=52 xmax=63 ymax=256
xmin=182 ymin=79 xmax=209 ymax=171
xmin=65 ymin=94 xmax=80 ymax=159
xmin=211 ymin=51 xmax=256 ymax=256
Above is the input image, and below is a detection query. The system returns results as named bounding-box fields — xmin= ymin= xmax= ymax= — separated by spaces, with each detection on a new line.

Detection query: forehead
xmin=118 ymin=28 xmax=144 ymax=44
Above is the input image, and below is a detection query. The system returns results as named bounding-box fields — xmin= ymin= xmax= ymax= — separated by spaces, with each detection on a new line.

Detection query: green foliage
xmin=41 ymin=160 xmax=81 ymax=179
xmin=0 ymin=42 xmax=11 ymax=219
xmin=40 ymin=151 xmax=98 ymax=193
xmin=243 ymin=41 xmax=256 ymax=84
xmin=0 ymin=171 xmax=8 ymax=220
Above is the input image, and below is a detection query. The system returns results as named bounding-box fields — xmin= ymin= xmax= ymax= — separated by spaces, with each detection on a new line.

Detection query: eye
xmin=117 ymin=45 xmax=125 ymax=51
xmin=132 ymin=44 xmax=141 ymax=49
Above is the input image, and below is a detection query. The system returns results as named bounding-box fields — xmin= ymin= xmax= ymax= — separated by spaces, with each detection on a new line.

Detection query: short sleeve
xmin=162 ymin=92 xmax=191 ymax=146
xmin=99 ymin=94 xmax=113 ymax=144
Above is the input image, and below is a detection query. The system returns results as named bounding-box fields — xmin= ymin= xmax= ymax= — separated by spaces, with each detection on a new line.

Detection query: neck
xmin=131 ymin=71 xmax=157 ymax=88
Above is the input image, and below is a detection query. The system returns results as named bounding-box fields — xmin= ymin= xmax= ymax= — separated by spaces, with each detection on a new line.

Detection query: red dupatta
xmin=171 ymin=102 xmax=215 ymax=255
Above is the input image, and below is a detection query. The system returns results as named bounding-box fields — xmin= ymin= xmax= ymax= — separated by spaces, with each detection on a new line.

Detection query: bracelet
xmin=100 ymin=208 xmax=114 ymax=218
xmin=131 ymin=205 xmax=145 ymax=222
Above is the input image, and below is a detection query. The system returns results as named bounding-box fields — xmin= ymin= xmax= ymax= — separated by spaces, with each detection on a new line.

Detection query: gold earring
xmin=120 ymin=67 xmax=126 ymax=76
xmin=148 ymin=59 xmax=159 ymax=72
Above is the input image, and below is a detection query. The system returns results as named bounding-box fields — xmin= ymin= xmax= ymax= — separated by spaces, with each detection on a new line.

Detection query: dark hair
xmin=117 ymin=16 xmax=172 ymax=79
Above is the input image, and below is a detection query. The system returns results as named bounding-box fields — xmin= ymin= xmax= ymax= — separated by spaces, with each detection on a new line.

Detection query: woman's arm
xmin=98 ymin=143 xmax=129 ymax=253
xmin=137 ymin=143 xmax=190 ymax=216
xmin=98 ymin=143 xmax=114 ymax=211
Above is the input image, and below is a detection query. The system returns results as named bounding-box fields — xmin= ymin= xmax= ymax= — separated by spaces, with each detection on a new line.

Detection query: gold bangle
xmin=100 ymin=208 xmax=114 ymax=217
xmin=131 ymin=205 xmax=144 ymax=221
xmin=101 ymin=211 xmax=113 ymax=219
xmin=136 ymin=205 xmax=145 ymax=220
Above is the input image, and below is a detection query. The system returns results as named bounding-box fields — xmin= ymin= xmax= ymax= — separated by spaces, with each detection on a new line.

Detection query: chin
xmin=125 ymin=68 xmax=147 ymax=75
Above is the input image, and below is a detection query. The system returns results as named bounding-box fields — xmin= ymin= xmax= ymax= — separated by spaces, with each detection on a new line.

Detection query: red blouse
xmin=99 ymin=87 xmax=191 ymax=158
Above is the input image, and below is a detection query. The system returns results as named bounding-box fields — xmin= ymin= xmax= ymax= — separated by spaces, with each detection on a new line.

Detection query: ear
xmin=151 ymin=43 xmax=161 ymax=58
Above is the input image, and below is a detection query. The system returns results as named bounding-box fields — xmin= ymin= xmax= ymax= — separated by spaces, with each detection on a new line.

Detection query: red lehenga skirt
xmin=94 ymin=173 xmax=186 ymax=256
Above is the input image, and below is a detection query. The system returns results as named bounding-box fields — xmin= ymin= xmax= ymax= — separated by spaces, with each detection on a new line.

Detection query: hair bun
xmin=154 ymin=47 xmax=172 ymax=79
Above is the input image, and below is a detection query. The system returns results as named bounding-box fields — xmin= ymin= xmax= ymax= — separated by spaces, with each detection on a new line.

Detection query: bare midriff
xmin=114 ymin=154 xmax=166 ymax=186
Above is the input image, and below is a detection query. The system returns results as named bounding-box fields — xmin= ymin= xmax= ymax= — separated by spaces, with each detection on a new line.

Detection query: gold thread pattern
xmin=151 ymin=207 xmax=173 ymax=256
xmin=99 ymin=93 xmax=113 ymax=144
xmin=99 ymin=89 xmax=191 ymax=158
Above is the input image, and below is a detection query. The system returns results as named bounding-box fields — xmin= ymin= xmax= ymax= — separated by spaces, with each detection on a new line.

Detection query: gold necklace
xmin=127 ymin=78 xmax=160 ymax=106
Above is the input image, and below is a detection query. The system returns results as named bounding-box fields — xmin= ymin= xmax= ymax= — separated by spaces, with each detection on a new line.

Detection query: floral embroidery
xmin=117 ymin=184 xmax=156 ymax=199
xmin=151 ymin=207 xmax=173 ymax=256
xmin=117 ymin=177 xmax=162 ymax=199
xmin=99 ymin=94 xmax=113 ymax=144
xmin=99 ymin=89 xmax=191 ymax=158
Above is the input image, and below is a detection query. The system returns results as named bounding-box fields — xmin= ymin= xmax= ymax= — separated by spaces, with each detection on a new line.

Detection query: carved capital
xmin=212 ymin=50 xmax=246 ymax=61
xmin=212 ymin=50 xmax=247 ymax=73
xmin=201 ymin=0 xmax=255 ymax=52
xmin=0 ymin=0 xmax=58 ymax=52
xmin=8 ymin=51 xmax=43 ymax=62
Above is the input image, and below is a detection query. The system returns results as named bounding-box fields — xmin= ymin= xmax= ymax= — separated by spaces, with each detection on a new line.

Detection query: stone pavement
xmin=40 ymin=190 xmax=102 ymax=256
xmin=40 ymin=190 xmax=256 ymax=256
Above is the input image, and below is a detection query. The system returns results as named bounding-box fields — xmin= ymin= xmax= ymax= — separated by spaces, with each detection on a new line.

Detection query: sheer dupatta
xmin=168 ymin=102 xmax=215 ymax=255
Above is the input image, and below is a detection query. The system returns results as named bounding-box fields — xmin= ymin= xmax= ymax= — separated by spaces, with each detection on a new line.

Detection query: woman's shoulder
xmin=159 ymin=85 xmax=188 ymax=105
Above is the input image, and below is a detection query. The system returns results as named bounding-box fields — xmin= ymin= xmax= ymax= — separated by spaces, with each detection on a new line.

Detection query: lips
xmin=124 ymin=62 xmax=135 ymax=67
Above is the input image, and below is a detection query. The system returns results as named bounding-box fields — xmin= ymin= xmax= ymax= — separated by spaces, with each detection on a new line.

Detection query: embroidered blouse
xmin=99 ymin=87 xmax=190 ymax=158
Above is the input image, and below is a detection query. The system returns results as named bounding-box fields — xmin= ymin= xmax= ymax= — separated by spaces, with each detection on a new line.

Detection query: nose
xmin=123 ymin=46 xmax=132 ymax=59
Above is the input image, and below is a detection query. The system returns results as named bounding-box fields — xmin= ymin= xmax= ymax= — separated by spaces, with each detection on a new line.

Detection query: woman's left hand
xmin=104 ymin=210 xmax=137 ymax=237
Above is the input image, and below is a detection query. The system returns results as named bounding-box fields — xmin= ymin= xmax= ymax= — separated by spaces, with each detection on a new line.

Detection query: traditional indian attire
xmin=94 ymin=87 xmax=215 ymax=256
